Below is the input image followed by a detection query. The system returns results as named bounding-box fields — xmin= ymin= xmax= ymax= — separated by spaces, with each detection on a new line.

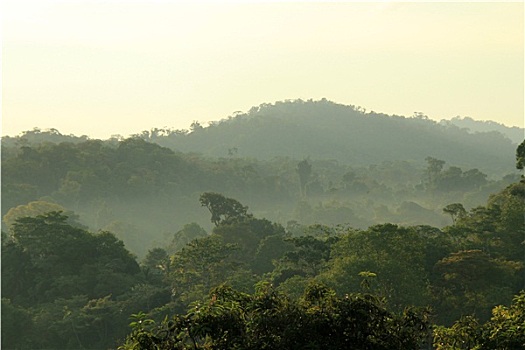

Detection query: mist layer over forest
xmin=2 ymin=99 xmax=524 ymax=349
xmin=2 ymin=100 xmax=520 ymax=256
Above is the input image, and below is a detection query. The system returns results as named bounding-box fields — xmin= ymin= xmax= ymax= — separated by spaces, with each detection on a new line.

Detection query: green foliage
xmin=199 ymin=192 xmax=251 ymax=226
xmin=450 ymin=181 xmax=525 ymax=261
xmin=481 ymin=291 xmax=525 ymax=349
xmin=321 ymin=224 xmax=431 ymax=310
xmin=297 ymin=159 xmax=312 ymax=197
xmin=425 ymin=157 xmax=446 ymax=189
xmin=433 ymin=291 xmax=525 ymax=349
xmin=142 ymin=248 xmax=170 ymax=285
xmin=273 ymin=233 xmax=336 ymax=282
xmin=1 ymin=298 xmax=34 ymax=349
xmin=3 ymin=200 xmax=84 ymax=230
xmin=1 ymin=132 xmax=517 ymax=257
xmin=145 ymin=99 xmax=516 ymax=177
xmin=168 ymin=222 xmax=208 ymax=253
xmin=424 ymin=157 xmax=488 ymax=192
xmin=168 ymin=235 xmax=240 ymax=305
xmin=445 ymin=116 xmax=524 ymax=144
xmin=119 ymin=283 xmax=429 ymax=350
xmin=433 ymin=316 xmax=482 ymax=350
xmin=516 ymin=140 xmax=525 ymax=170
xmin=443 ymin=203 xmax=467 ymax=224
xmin=213 ymin=216 xmax=287 ymax=271
xmin=1 ymin=212 xmax=144 ymax=349
xmin=2 ymin=128 xmax=524 ymax=349
xmin=432 ymin=250 xmax=522 ymax=325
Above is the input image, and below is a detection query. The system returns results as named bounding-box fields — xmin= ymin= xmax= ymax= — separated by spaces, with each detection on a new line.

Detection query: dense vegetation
xmin=2 ymin=101 xmax=521 ymax=258
xmin=120 ymin=283 xmax=431 ymax=350
xmin=133 ymin=99 xmax=518 ymax=177
xmin=1 ymin=100 xmax=524 ymax=349
xmin=2 ymin=177 xmax=523 ymax=348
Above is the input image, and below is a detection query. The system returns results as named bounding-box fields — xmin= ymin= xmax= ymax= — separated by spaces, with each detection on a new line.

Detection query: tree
xmin=450 ymin=180 xmax=525 ymax=261
xmin=433 ymin=315 xmax=481 ymax=350
xmin=462 ymin=168 xmax=488 ymax=189
xmin=168 ymin=235 xmax=239 ymax=304
xmin=2 ymin=212 xmax=144 ymax=349
xmin=190 ymin=120 xmax=204 ymax=133
xmin=424 ymin=157 xmax=445 ymax=189
xmin=517 ymin=139 xmax=525 ymax=170
xmin=486 ymin=181 xmax=525 ymax=261
xmin=119 ymin=283 xmax=429 ymax=350
xmin=479 ymin=291 xmax=525 ymax=350
xmin=442 ymin=203 xmax=467 ymax=225
xmin=213 ymin=216 xmax=286 ymax=272
xmin=142 ymin=248 xmax=170 ymax=283
xmin=321 ymin=224 xmax=431 ymax=310
xmin=297 ymin=159 xmax=312 ymax=197
xmin=168 ymin=222 xmax=208 ymax=253
xmin=432 ymin=250 xmax=522 ymax=325
xmin=433 ymin=291 xmax=525 ymax=350
xmin=272 ymin=234 xmax=336 ymax=284
xmin=252 ymin=234 xmax=294 ymax=275
xmin=1 ymin=298 xmax=34 ymax=349
xmin=1 ymin=236 xmax=34 ymax=304
xmin=199 ymin=192 xmax=251 ymax=226
xmin=3 ymin=201 xmax=62 ymax=228
xmin=5 ymin=212 xmax=140 ymax=303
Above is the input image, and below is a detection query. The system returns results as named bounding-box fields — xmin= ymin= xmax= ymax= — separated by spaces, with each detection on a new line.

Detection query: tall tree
xmin=424 ymin=156 xmax=445 ymax=190
xmin=516 ymin=139 xmax=525 ymax=170
xmin=296 ymin=159 xmax=312 ymax=197
xmin=432 ymin=250 xmax=522 ymax=324
xmin=168 ymin=235 xmax=239 ymax=304
xmin=442 ymin=203 xmax=467 ymax=225
xmin=199 ymin=192 xmax=251 ymax=226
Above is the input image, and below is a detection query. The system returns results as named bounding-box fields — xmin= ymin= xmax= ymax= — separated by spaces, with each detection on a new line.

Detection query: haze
xmin=2 ymin=0 xmax=523 ymax=139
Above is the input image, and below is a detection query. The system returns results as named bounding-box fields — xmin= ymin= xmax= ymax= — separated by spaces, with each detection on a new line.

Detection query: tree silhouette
xmin=296 ymin=159 xmax=312 ymax=197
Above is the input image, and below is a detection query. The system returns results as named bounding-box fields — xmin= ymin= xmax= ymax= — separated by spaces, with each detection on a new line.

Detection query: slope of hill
xmin=3 ymin=99 xmax=519 ymax=179
xmin=141 ymin=99 xmax=516 ymax=178
xmin=440 ymin=116 xmax=523 ymax=144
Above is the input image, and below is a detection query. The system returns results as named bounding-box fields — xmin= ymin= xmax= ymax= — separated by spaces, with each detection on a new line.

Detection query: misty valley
xmin=2 ymin=100 xmax=524 ymax=349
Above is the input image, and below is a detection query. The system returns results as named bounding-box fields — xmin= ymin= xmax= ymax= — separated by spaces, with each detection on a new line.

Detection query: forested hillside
xmin=133 ymin=99 xmax=518 ymax=178
xmin=4 ymin=100 xmax=521 ymax=174
xmin=1 ymin=101 xmax=524 ymax=349
xmin=442 ymin=115 xmax=524 ymax=144
xmin=2 ymin=134 xmax=520 ymax=258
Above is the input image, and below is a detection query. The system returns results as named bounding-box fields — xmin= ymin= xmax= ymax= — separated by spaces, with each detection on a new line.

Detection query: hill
xmin=441 ymin=116 xmax=523 ymax=144
xmin=2 ymin=99 xmax=522 ymax=257
xmin=138 ymin=99 xmax=518 ymax=178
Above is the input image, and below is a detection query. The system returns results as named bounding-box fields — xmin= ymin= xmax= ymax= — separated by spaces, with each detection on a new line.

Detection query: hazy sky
xmin=2 ymin=1 xmax=523 ymax=139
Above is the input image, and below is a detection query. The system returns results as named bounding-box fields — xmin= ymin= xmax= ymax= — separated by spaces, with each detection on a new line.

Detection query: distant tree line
xmin=2 ymin=135 xmax=520 ymax=258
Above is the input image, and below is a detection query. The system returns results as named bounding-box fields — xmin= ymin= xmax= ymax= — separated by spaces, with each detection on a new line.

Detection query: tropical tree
xmin=424 ymin=156 xmax=446 ymax=190
xmin=442 ymin=203 xmax=467 ymax=225
xmin=516 ymin=139 xmax=525 ymax=170
xmin=479 ymin=291 xmax=525 ymax=350
xmin=119 ymin=283 xmax=429 ymax=350
xmin=168 ymin=235 xmax=239 ymax=305
xmin=297 ymin=159 xmax=312 ymax=197
xmin=1 ymin=212 xmax=144 ymax=349
xmin=320 ymin=224 xmax=431 ymax=310
xmin=432 ymin=250 xmax=522 ymax=325
xmin=199 ymin=192 xmax=251 ymax=226
xmin=168 ymin=222 xmax=208 ymax=253
xmin=433 ymin=291 xmax=525 ymax=350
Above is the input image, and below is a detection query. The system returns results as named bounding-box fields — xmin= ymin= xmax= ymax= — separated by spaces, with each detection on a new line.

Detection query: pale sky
xmin=2 ymin=1 xmax=524 ymax=139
